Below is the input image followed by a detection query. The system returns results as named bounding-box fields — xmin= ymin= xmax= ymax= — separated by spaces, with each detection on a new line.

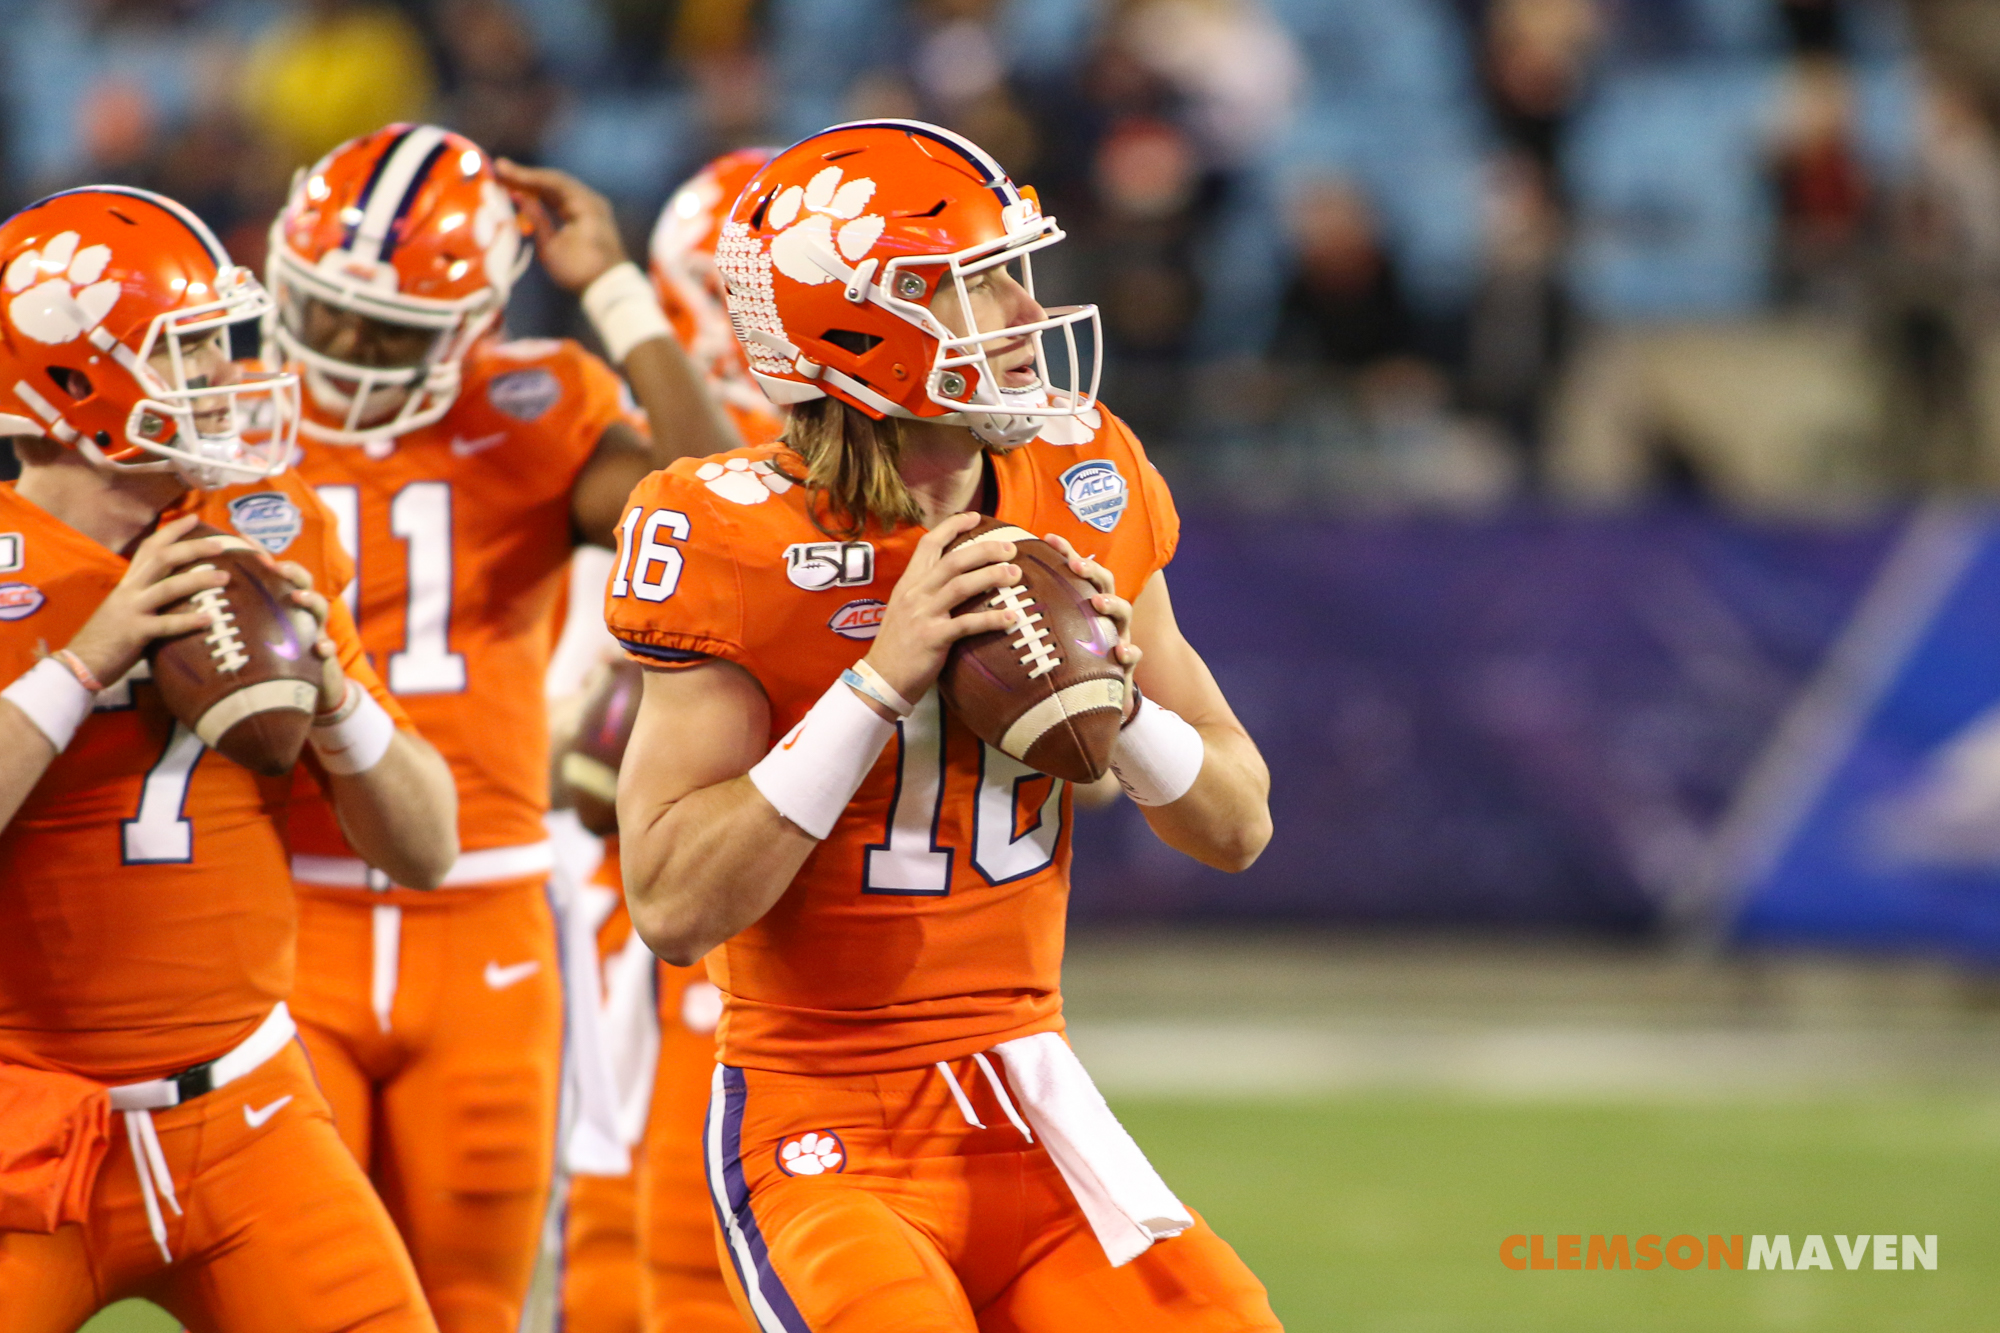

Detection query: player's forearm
xmin=620 ymin=776 xmax=816 ymax=966
xmin=0 ymin=703 xmax=58 ymax=836
xmin=1135 ymin=722 xmax=1272 ymax=872
xmin=327 ymin=731 xmax=460 ymax=890
xmin=622 ymin=336 xmax=745 ymax=464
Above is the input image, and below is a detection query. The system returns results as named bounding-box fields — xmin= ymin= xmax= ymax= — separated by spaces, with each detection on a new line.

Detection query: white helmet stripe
xmin=347 ymin=124 xmax=450 ymax=266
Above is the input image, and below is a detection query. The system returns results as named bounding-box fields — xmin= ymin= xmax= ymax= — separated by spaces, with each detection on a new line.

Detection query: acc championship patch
xmin=487 ymin=367 xmax=561 ymax=421
xmin=1059 ymin=459 xmax=1127 ymax=533
xmin=828 ymin=599 xmax=886 ymax=640
xmin=0 ymin=582 xmax=44 ymax=620
xmin=227 ymin=491 xmax=303 ymax=555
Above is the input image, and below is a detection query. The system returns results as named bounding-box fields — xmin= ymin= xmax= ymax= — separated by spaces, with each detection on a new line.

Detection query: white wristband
xmin=581 ymin=261 xmax=672 ymax=364
xmin=747 ymin=675 xmax=896 ymax=839
xmin=1109 ymin=694 xmax=1204 ymax=807
xmin=310 ymin=686 xmax=396 ymax=775
xmin=3 ymin=657 xmax=94 ymax=753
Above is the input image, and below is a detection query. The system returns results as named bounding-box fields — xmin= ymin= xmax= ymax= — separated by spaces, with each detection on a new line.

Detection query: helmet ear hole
xmin=47 ymin=367 xmax=93 ymax=402
xmin=822 ymin=330 xmax=883 ymax=357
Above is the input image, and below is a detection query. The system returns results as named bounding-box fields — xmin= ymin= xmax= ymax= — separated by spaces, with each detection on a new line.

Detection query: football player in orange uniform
xmin=649 ymin=147 xmax=786 ymax=450
xmin=0 ymin=186 xmax=458 ymax=1332
xmin=557 ymin=147 xmax=785 ymax=1333
xmin=266 ymin=125 xmax=735 ymax=1333
xmin=607 ymin=122 xmax=1281 ymax=1332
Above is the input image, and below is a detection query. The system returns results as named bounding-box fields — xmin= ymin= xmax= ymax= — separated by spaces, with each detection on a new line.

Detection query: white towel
xmin=554 ymin=863 xmax=629 ymax=1176
xmin=602 ymin=928 xmax=663 ymax=1146
xmin=994 ymin=1031 xmax=1192 ymax=1267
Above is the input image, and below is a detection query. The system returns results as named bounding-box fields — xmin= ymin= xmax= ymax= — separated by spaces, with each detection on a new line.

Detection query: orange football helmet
xmin=0 ymin=186 xmax=297 ymax=487
xmin=649 ymin=146 xmax=785 ymax=444
xmin=717 ymin=119 xmax=1099 ymax=447
xmin=266 ymin=123 xmax=530 ymax=443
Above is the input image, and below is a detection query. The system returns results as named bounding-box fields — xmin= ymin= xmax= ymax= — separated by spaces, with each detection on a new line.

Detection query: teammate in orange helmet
xmin=648 ymin=146 xmax=785 ymax=448
xmin=265 ymin=124 xmax=733 ymax=1333
xmin=556 ymin=148 xmax=787 ymax=1333
xmin=608 ymin=121 xmax=1280 ymax=1332
xmin=0 ymin=185 xmax=457 ymax=1333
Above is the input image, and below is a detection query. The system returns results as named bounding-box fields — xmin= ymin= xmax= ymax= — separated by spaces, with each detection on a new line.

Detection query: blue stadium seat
xmin=1564 ymin=65 xmax=1780 ymax=321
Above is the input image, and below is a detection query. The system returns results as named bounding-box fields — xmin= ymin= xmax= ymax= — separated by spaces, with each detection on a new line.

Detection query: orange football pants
xmin=709 ymin=1058 xmax=1282 ymax=1333
xmin=294 ymin=880 xmax=562 ymax=1333
xmin=0 ymin=1042 xmax=435 ymax=1333
xmin=561 ymin=955 xmax=744 ymax=1333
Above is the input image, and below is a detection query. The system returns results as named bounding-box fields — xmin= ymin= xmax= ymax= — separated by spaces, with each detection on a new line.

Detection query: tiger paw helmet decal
xmin=5 ymin=231 xmax=118 ymax=345
xmin=766 ymin=167 xmax=886 ymax=288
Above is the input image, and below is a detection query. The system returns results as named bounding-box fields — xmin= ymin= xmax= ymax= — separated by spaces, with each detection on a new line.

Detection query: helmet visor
xmin=121 ymin=270 xmax=299 ymax=486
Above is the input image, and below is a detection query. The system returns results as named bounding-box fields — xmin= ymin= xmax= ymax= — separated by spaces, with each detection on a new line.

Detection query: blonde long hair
xmin=782 ymin=398 xmax=925 ymax=538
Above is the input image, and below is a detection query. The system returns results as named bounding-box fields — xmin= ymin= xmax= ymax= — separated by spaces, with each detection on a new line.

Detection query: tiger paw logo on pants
xmin=4 ymin=231 xmax=119 ymax=344
xmin=767 ymin=167 xmax=885 ymax=286
xmin=776 ymin=1130 xmax=846 ymax=1176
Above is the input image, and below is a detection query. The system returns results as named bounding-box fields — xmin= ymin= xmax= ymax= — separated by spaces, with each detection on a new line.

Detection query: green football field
xmin=80 ymin=1091 xmax=2000 ymax=1333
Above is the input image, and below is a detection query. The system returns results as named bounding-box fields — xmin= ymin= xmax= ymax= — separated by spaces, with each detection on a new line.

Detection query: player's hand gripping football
xmin=268 ymin=560 xmax=347 ymax=711
xmin=494 ymin=158 xmax=627 ymax=294
xmin=63 ymin=514 xmax=231 ymax=687
xmin=862 ymin=511 xmax=1026 ymax=707
xmin=1040 ymin=531 xmax=1141 ymax=721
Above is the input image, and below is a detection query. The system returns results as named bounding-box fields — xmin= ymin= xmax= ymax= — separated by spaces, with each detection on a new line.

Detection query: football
xmin=558 ymin=658 xmax=645 ymax=835
xmin=148 ymin=523 xmax=324 ymax=777
xmin=938 ymin=517 xmax=1127 ymax=784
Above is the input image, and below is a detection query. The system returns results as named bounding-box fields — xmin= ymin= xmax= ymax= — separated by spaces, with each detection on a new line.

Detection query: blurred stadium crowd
xmin=13 ymin=0 xmax=2000 ymax=511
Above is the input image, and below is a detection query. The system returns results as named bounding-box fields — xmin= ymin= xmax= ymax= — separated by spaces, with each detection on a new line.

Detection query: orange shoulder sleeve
xmin=557 ymin=342 xmax=638 ymax=473
xmin=1117 ymin=415 xmax=1180 ymax=573
xmin=602 ymin=465 xmax=745 ymax=669
xmin=324 ymin=594 xmax=412 ymax=730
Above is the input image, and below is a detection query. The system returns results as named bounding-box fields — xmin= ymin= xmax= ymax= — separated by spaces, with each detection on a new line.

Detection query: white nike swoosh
xmin=243 ymin=1095 xmax=293 ymax=1129
xmin=484 ymin=959 xmax=541 ymax=990
xmin=449 ymin=432 xmax=508 ymax=457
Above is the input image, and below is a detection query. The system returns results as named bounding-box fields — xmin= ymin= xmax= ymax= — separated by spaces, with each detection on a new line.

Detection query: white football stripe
xmin=560 ymin=753 xmax=619 ymax=802
xmin=998 ymin=676 xmax=1125 ymax=761
xmin=194 ymin=679 xmax=318 ymax=746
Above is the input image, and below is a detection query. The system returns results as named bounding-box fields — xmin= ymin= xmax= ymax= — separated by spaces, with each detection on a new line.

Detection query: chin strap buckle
xmin=844 ymin=258 xmax=879 ymax=305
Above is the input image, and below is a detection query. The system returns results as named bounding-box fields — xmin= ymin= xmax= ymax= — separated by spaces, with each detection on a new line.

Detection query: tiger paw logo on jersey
xmin=767 ymin=167 xmax=885 ymax=288
xmin=697 ymin=456 xmax=794 ymax=506
xmin=4 ymin=231 xmax=119 ymax=345
xmin=776 ymin=1130 xmax=846 ymax=1176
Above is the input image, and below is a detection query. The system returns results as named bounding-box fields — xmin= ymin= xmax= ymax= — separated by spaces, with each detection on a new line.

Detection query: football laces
xmin=189 ymin=573 xmax=250 ymax=673
xmin=989 ymin=583 xmax=1059 ymax=679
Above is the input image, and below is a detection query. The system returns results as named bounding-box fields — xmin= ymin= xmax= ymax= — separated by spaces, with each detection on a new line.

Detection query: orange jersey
xmin=0 ymin=473 xmax=408 ymax=1082
xmin=287 ymin=336 xmax=635 ymax=898
xmin=604 ymin=412 xmax=1177 ymax=1074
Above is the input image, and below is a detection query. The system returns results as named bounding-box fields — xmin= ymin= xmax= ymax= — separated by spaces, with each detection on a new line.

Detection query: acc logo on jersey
xmin=785 ymin=540 xmax=873 ymax=591
xmin=0 ymin=582 xmax=44 ymax=620
xmin=1059 ymin=460 xmax=1127 ymax=532
xmin=227 ymin=492 xmax=303 ymax=554
xmin=776 ymin=1130 xmax=846 ymax=1176
xmin=0 ymin=533 xmax=22 ymax=575
xmin=828 ymin=598 xmax=885 ymax=640
xmin=486 ymin=367 xmax=561 ymax=421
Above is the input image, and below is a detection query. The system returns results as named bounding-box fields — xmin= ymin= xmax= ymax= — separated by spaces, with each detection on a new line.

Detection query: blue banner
xmin=1713 ymin=507 xmax=2000 ymax=960
xmin=1067 ymin=507 xmax=1894 ymax=932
